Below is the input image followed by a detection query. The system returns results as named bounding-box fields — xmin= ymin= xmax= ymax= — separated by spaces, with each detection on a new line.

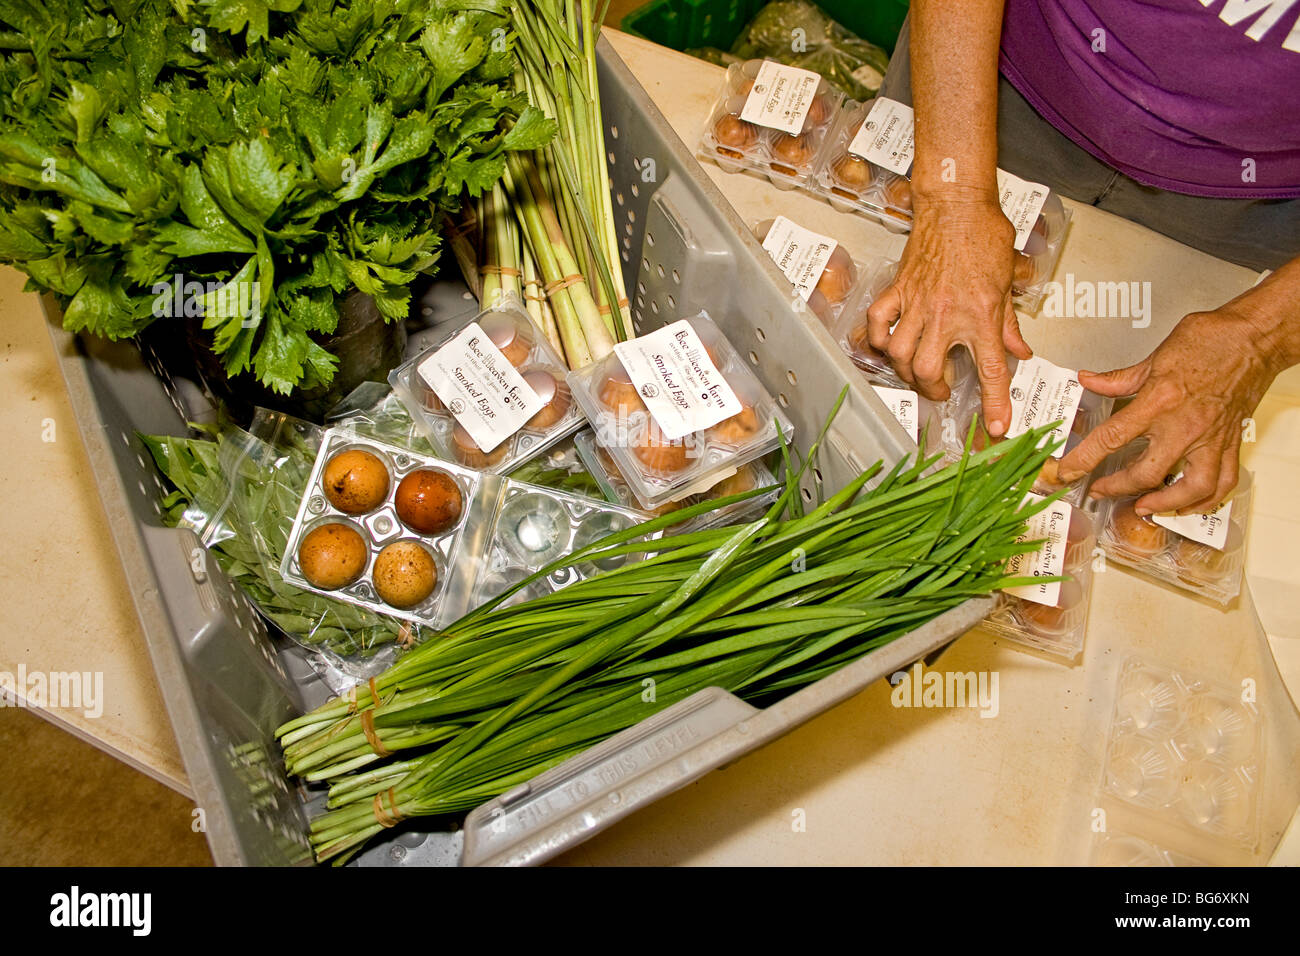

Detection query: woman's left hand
xmin=1057 ymin=273 xmax=1300 ymax=515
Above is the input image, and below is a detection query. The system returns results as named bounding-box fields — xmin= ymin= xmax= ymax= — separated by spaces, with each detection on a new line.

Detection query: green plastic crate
xmin=621 ymin=0 xmax=909 ymax=56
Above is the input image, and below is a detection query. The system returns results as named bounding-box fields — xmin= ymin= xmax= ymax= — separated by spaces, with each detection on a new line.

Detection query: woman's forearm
xmin=1232 ymin=256 xmax=1300 ymax=377
xmin=910 ymin=0 xmax=1008 ymax=202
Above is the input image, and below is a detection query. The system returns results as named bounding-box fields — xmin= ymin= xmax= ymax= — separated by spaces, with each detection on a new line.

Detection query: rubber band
xmin=543 ymin=273 xmax=584 ymax=297
xmin=524 ymin=292 xmax=545 ymax=303
xmin=617 ymin=297 xmax=629 ymax=308
xmin=372 ymin=788 xmax=404 ymax=828
xmin=597 ymin=304 xmax=612 ymax=315
xmin=479 ymin=265 xmax=521 ymax=277
xmin=368 ymin=677 xmax=381 ymax=707
xmin=346 ymin=686 xmax=358 ymax=714
xmin=360 ymin=709 xmax=390 ymax=757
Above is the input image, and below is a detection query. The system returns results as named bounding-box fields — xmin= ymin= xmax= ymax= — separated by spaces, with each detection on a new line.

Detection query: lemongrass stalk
xmin=505 ymin=160 xmax=594 ymax=367
xmin=521 ymin=244 xmax=565 ymax=360
xmin=506 ymin=152 xmax=611 ymax=363
xmin=479 ymin=189 xmax=501 ymax=308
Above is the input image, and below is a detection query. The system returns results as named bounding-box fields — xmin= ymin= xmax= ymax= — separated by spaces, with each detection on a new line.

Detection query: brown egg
xmin=322 ymin=449 xmax=390 ymax=515
xmin=713 ymin=113 xmax=759 ymax=158
xmin=1013 ymin=252 xmax=1040 ymax=287
xmin=709 ymin=403 xmax=762 ymax=446
xmin=769 ymin=131 xmax=816 ymax=174
xmin=417 ymin=381 xmax=445 ymax=414
xmin=451 ymin=423 xmax=508 ymax=469
xmin=884 ymin=175 xmax=913 ymax=212
xmin=394 ymin=469 xmax=464 ymax=535
xmin=1175 ymin=527 xmax=1240 ymax=583
xmin=298 ymin=522 xmax=368 ymax=590
xmin=1017 ymin=578 xmax=1083 ymax=633
xmin=372 ymin=540 xmax=438 ymax=609
xmin=522 ymin=367 xmax=571 ymax=429
xmin=845 ymin=318 xmax=889 ymax=367
xmin=598 ymin=363 xmax=646 ymax=419
xmin=710 ymin=465 xmax=759 ymax=498
xmin=815 ymin=247 xmax=856 ymax=304
xmin=832 ymin=153 xmax=875 ymax=194
xmin=1109 ymin=501 xmax=1170 ymax=556
xmin=480 ymin=312 xmax=534 ymax=367
xmin=632 ymin=423 xmax=691 ymax=474
xmin=804 ymin=91 xmax=833 ymax=129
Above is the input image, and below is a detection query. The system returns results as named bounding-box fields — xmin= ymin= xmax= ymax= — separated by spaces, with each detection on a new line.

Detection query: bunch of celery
xmin=277 ymin=412 xmax=1066 ymax=863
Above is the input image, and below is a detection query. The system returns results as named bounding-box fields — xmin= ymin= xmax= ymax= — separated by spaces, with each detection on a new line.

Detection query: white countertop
xmin=1 ymin=28 xmax=1296 ymax=865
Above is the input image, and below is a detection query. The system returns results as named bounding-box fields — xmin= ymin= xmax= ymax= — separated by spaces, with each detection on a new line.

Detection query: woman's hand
xmin=866 ymin=187 xmax=1030 ymax=436
xmin=1058 ymin=273 xmax=1300 ymax=514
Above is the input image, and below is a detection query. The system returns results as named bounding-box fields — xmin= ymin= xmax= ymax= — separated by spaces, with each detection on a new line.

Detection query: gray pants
xmin=881 ymin=18 xmax=1300 ymax=272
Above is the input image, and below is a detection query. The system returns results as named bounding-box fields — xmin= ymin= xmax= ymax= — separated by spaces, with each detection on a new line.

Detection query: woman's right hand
xmin=865 ymin=185 xmax=1030 ymax=437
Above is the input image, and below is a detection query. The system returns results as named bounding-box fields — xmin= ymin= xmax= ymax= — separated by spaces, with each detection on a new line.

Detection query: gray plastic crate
xmin=46 ymin=38 xmax=993 ymax=867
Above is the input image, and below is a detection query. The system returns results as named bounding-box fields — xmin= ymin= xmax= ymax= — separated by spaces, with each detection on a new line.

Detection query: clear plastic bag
xmin=730 ymin=1 xmax=891 ymax=101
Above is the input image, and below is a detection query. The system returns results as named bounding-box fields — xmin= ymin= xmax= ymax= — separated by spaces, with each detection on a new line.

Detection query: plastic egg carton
xmin=940 ymin=358 xmax=1114 ymax=505
xmin=467 ymin=481 xmax=654 ymax=612
xmin=280 ymin=429 xmax=485 ymax=626
xmin=573 ymin=428 xmax=781 ymax=532
xmin=1091 ymin=830 xmax=1207 ymax=867
xmin=388 ymin=295 xmax=583 ymax=475
xmin=699 ymin=58 xmax=845 ymax=191
xmin=566 ymin=312 xmax=794 ymax=510
xmin=809 ymin=97 xmax=914 ymax=232
xmin=1010 ymin=192 xmax=1071 ymax=311
xmin=1100 ymin=656 xmax=1262 ymax=848
xmin=751 ymin=217 xmax=868 ymax=330
xmin=981 ymin=504 xmax=1097 ymax=660
xmin=1095 ymin=446 xmax=1252 ymax=605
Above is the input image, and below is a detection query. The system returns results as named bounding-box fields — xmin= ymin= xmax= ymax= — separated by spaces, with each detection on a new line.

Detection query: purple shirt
xmin=999 ymin=0 xmax=1300 ymax=198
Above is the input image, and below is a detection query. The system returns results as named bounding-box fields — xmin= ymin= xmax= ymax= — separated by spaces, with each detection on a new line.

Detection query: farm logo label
xmin=49 ymin=886 xmax=151 ymax=936
xmin=0 ymin=665 xmax=102 ymax=718
xmin=889 ymin=662 xmax=1000 ymax=718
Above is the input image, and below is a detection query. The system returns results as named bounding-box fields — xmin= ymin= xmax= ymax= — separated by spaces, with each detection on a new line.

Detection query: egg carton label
xmin=613 ymin=321 xmax=742 ymax=441
xmin=760 ymin=216 xmax=838 ymax=302
xmin=739 ymin=60 xmax=821 ymax=135
xmin=417 ymin=322 xmax=544 ymax=453
xmin=848 ymin=97 xmax=915 ymax=176
xmin=1152 ymin=477 xmax=1232 ymax=549
xmin=996 ymin=169 xmax=1050 ymax=252
xmin=1006 ymin=356 xmax=1084 ymax=458
xmin=1004 ymin=494 xmax=1070 ymax=606
xmin=871 ymin=384 xmax=919 ymax=442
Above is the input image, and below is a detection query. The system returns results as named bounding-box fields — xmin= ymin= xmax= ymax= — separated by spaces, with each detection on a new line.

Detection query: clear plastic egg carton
xmin=467 ymin=481 xmax=655 ymax=612
xmin=388 ymin=295 xmax=583 ymax=475
xmin=942 ymin=359 xmax=1114 ymax=506
xmin=830 ymin=256 xmax=903 ymax=380
xmin=566 ymin=312 xmax=794 ymax=510
xmin=981 ymin=504 xmax=1097 ymax=660
xmin=1091 ymin=830 xmax=1207 ymax=867
xmin=1095 ymin=445 xmax=1252 ymax=605
xmin=751 ymin=217 xmax=866 ymax=330
xmin=809 ymin=97 xmax=914 ymax=232
xmin=1101 ymin=656 xmax=1263 ymax=848
xmin=1010 ymin=192 xmax=1071 ymax=310
xmin=279 ymin=429 xmax=485 ymax=627
xmin=573 ymin=428 xmax=781 ymax=532
xmin=698 ymin=58 xmax=845 ymax=191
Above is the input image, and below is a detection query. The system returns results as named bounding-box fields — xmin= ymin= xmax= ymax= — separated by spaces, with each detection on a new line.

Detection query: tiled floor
xmin=0 ymin=707 xmax=212 ymax=865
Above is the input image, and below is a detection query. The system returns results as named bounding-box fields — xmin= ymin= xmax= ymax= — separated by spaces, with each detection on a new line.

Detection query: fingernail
xmin=988 ymin=419 xmax=1006 ymax=438
xmin=1134 ymin=506 xmax=1152 ymax=517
